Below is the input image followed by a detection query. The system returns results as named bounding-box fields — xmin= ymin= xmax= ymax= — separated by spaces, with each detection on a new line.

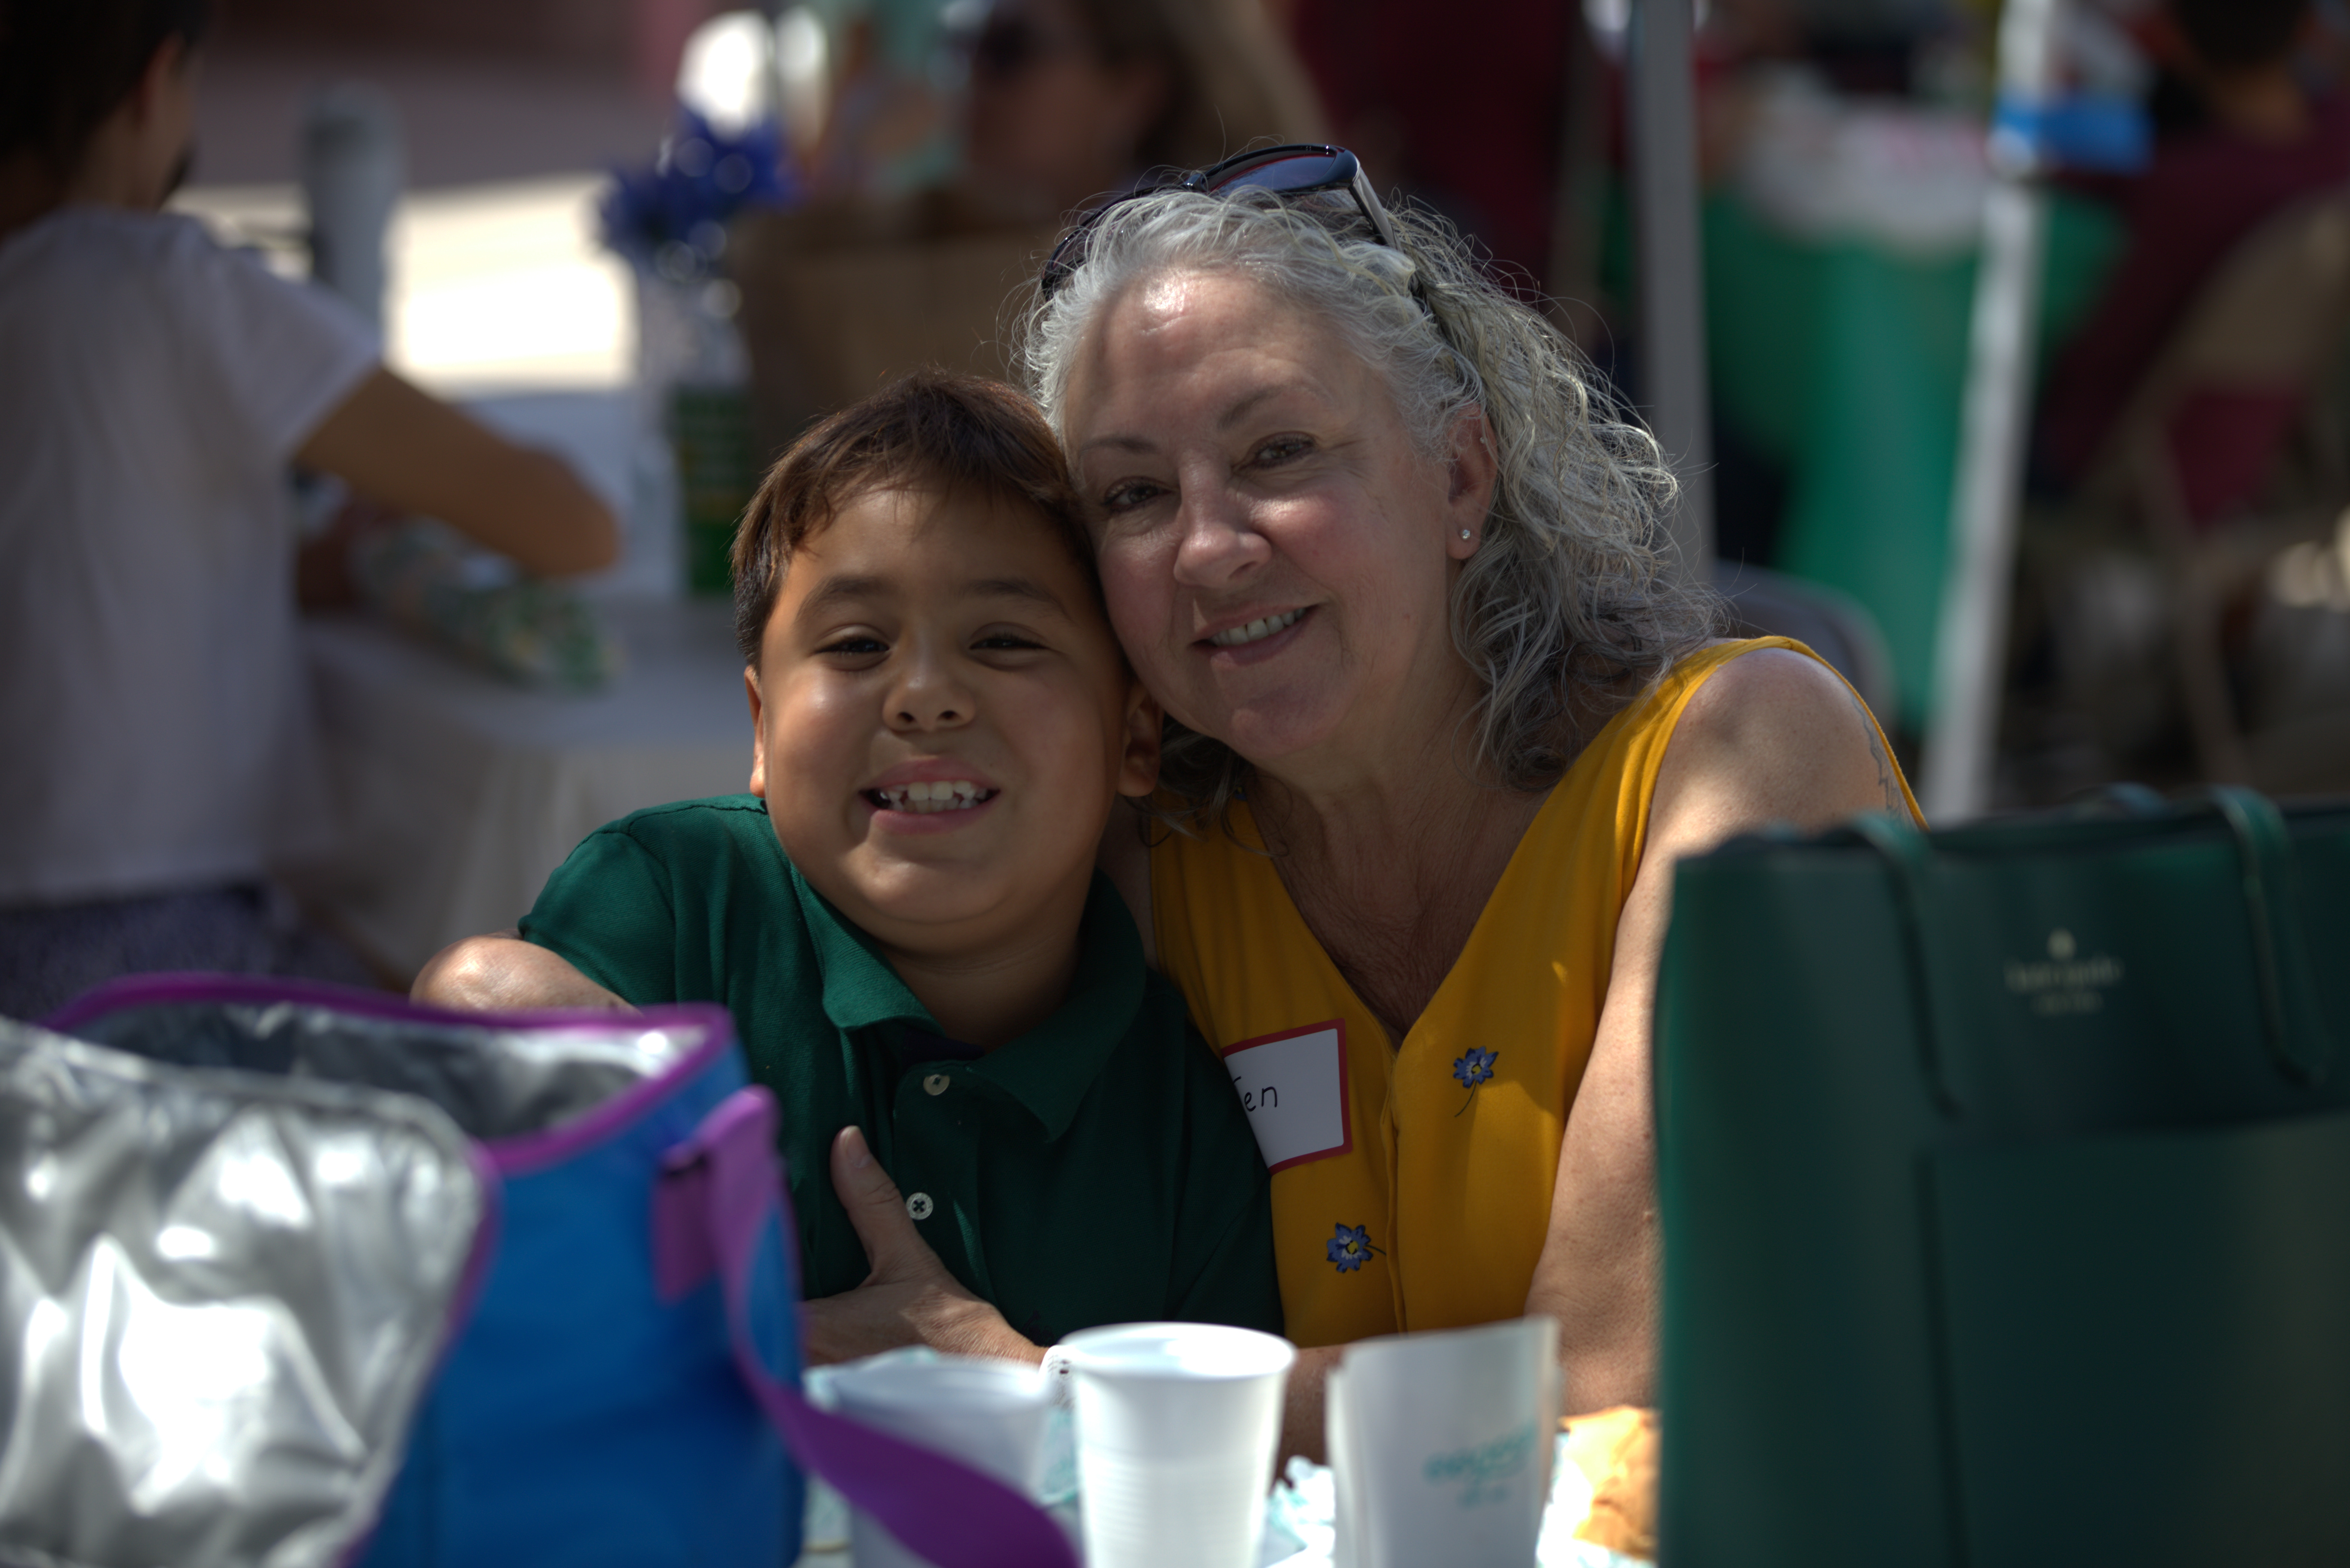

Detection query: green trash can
xmin=1655 ymin=790 xmax=2350 ymax=1566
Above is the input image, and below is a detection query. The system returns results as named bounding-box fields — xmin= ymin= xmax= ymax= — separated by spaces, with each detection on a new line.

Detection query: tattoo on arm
xmin=1849 ymin=689 xmax=1902 ymax=813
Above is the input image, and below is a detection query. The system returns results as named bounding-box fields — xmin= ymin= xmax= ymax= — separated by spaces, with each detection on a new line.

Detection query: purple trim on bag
xmin=485 ymin=1017 xmax=732 ymax=1178
xmin=681 ymin=1087 xmax=1079 ymax=1568
xmin=334 ymin=1140 xmax=508 ymax=1568
xmin=653 ymin=1087 xmax=773 ymax=1301
xmin=42 ymin=972 xmax=739 ymax=1179
xmin=444 ymin=1140 xmax=508 ymax=1355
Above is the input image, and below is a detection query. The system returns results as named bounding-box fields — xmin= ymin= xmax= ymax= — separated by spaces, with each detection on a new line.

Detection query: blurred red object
xmin=1284 ymin=0 xmax=1567 ymax=285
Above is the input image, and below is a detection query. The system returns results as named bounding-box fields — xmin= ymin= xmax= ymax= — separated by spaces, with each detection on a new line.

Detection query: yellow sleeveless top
xmin=1151 ymin=638 xmax=1919 ymax=1347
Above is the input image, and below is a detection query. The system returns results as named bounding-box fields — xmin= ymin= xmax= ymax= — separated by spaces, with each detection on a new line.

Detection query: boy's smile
xmin=862 ymin=758 xmax=1001 ymax=824
xmin=747 ymin=485 xmax=1158 ymax=981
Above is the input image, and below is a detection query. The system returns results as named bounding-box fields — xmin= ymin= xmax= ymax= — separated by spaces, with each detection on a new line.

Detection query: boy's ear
xmin=744 ymin=666 xmax=768 ymax=799
xmin=1116 ymin=677 xmax=1163 ymax=798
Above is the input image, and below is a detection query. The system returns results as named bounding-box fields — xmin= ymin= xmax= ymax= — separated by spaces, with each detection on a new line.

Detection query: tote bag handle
xmin=1847 ymin=812 xmax=1970 ymax=1112
xmin=2200 ymin=787 xmax=2335 ymax=1084
xmin=1850 ymin=787 xmax=2335 ymax=1107
xmin=657 ymin=1086 xmax=1079 ymax=1568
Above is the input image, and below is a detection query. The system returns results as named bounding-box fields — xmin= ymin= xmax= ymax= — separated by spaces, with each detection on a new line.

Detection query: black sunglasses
xmin=1037 ymin=144 xmax=1414 ymax=300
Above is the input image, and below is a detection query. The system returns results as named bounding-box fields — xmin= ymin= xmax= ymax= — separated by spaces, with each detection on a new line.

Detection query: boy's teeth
xmin=872 ymin=781 xmax=992 ymax=814
xmin=1209 ymin=608 xmax=1303 ymax=647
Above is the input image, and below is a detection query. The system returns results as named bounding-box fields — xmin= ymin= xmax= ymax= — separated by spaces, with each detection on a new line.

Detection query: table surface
xmin=783 ymin=1443 xmax=1648 ymax=1568
xmin=296 ymin=594 xmax=756 ymax=978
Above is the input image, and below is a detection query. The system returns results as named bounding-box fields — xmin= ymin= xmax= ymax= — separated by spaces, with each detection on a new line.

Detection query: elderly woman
xmin=1019 ymin=145 xmax=1916 ymax=1430
xmin=421 ymin=147 xmax=1916 ymax=1452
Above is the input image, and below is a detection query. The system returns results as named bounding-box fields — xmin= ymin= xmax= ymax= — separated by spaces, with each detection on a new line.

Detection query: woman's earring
xmin=1459 ymin=529 xmax=1473 ymax=541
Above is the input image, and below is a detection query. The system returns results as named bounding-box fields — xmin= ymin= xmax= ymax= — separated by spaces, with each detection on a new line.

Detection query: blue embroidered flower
xmin=1327 ymin=1223 xmax=1379 ymax=1273
xmin=1453 ymin=1047 xmax=1498 ymax=1089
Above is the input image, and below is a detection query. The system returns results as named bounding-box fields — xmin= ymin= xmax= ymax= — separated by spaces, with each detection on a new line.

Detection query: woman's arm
xmin=1525 ymin=648 xmax=1908 ymax=1411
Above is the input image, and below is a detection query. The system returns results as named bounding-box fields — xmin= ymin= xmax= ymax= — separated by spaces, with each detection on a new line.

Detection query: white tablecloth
xmin=296 ymin=596 xmax=754 ymax=978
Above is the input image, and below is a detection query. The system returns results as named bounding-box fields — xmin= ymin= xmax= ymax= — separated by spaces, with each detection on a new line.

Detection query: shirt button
xmin=906 ymin=1192 xmax=934 ymax=1221
xmin=923 ymin=1073 xmax=950 ymax=1096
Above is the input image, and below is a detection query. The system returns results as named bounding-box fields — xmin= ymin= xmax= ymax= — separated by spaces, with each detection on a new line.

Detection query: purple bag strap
xmin=663 ymin=1088 xmax=1078 ymax=1568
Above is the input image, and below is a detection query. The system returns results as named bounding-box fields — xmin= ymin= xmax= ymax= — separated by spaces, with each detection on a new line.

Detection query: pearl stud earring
xmin=1459 ymin=529 xmax=1473 ymax=540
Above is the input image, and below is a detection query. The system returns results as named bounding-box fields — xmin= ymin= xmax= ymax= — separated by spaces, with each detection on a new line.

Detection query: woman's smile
xmin=1203 ymin=605 xmax=1307 ymax=649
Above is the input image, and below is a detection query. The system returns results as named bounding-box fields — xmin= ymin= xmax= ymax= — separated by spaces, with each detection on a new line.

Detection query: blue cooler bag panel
xmin=46 ymin=976 xmax=1080 ymax=1568
xmin=48 ymin=976 xmax=800 ymax=1568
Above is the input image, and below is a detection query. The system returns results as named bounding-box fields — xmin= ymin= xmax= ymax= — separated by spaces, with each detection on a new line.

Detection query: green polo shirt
xmin=518 ymin=795 xmax=1281 ymax=1344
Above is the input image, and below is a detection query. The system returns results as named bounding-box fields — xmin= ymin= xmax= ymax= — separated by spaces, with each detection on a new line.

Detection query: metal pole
xmin=1921 ymin=0 xmax=2064 ymax=821
xmin=1629 ymin=0 xmax=1715 ymax=577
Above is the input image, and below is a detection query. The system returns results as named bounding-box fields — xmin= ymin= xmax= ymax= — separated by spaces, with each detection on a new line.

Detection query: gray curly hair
xmin=1019 ymin=185 xmax=1720 ymax=826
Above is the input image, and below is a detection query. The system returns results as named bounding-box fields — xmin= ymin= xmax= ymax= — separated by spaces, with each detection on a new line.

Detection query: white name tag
xmin=1222 ymin=1020 xmax=1352 ymax=1173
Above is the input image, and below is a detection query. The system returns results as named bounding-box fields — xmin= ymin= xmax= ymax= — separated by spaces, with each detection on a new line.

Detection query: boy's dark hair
xmin=732 ymin=368 xmax=1097 ymax=663
xmin=0 ymin=0 xmax=210 ymax=174
xmin=2170 ymin=0 xmax=2307 ymax=71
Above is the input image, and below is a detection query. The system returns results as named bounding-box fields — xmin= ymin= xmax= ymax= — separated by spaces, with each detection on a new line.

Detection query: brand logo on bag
xmin=1422 ymin=1421 xmax=1539 ymax=1508
xmin=2003 ymin=928 xmax=2125 ymax=1016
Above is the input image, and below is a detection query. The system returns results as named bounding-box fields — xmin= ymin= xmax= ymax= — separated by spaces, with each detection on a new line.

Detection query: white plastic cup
xmin=1061 ymin=1322 xmax=1297 ymax=1568
xmin=1327 ymin=1317 xmax=1561 ymax=1568
xmin=826 ymin=1352 xmax=1054 ymax=1568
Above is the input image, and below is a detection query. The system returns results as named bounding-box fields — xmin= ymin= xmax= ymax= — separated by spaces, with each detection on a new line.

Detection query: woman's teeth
xmin=1209 ymin=608 xmax=1304 ymax=647
xmin=868 ymin=781 xmax=994 ymax=814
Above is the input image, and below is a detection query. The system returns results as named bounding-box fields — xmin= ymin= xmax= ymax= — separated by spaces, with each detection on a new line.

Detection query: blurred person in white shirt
xmin=0 ymin=0 xmax=619 ymax=1018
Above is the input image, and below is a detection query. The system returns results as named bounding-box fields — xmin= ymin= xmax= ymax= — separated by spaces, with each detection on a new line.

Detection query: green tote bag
xmin=1654 ymin=787 xmax=2350 ymax=1567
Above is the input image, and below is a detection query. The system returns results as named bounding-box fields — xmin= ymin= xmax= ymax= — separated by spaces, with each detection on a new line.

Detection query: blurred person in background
xmin=798 ymin=0 xmax=1323 ymax=229
xmin=731 ymin=0 xmax=1321 ymax=460
xmin=0 ymin=0 xmax=619 ymax=1019
xmin=956 ymin=0 xmax=1323 ymax=223
xmin=2036 ymin=0 xmax=2348 ymax=520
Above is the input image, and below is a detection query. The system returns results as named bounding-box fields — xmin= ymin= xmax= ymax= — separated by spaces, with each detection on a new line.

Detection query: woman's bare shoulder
xmin=1652 ymin=643 xmax=1905 ymax=842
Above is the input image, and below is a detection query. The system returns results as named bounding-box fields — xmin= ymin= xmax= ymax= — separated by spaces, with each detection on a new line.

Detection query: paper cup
xmin=1061 ymin=1322 xmax=1297 ymax=1568
xmin=828 ymin=1352 xmax=1054 ymax=1568
xmin=1327 ymin=1317 xmax=1561 ymax=1568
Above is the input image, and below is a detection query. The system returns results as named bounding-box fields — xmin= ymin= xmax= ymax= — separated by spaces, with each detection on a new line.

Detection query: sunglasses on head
xmin=1037 ymin=144 xmax=1415 ymax=301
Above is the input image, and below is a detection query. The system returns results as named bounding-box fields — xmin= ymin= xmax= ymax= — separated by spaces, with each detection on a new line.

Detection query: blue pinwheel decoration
xmin=598 ymin=107 xmax=799 ymax=281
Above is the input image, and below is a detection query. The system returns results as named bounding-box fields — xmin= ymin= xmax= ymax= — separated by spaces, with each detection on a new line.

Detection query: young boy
xmin=418 ymin=371 xmax=1280 ymax=1359
xmin=0 ymin=0 xmax=617 ymax=1018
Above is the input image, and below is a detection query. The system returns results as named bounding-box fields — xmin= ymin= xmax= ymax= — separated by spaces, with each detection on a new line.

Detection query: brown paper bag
xmin=729 ymin=197 xmax=1056 ymax=457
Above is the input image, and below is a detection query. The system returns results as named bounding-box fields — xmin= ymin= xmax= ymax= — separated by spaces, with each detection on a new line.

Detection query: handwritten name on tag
xmin=1222 ymin=1020 xmax=1352 ymax=1172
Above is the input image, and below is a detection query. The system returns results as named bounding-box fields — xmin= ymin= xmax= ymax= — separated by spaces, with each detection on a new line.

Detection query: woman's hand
xmin=801 ymin=1126 xmax=1043 ymax=1367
